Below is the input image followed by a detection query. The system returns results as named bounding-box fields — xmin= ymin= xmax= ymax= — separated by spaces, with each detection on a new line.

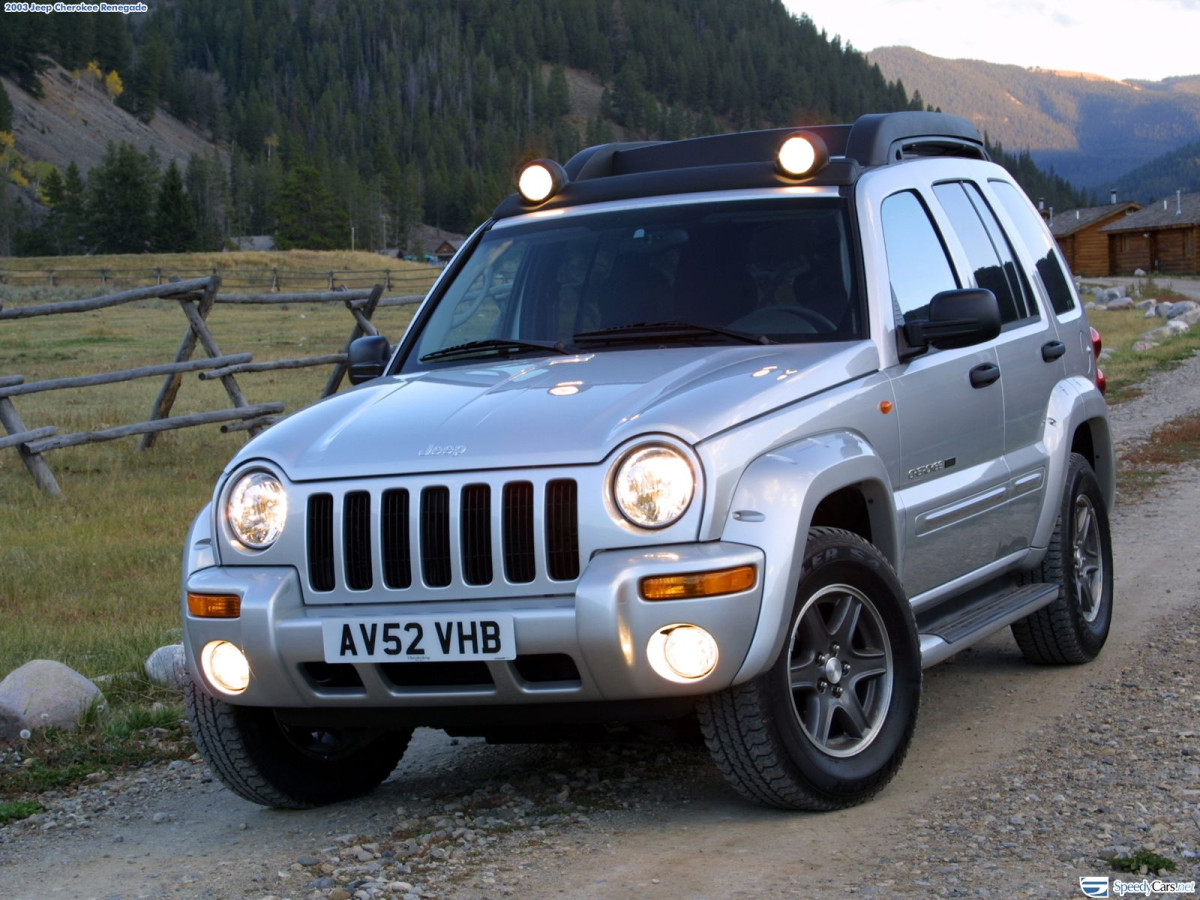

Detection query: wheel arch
xmin=718 ymin=431 xmax=899 ymax=685
xmin=1034 ymin=378 xmax=1115 ymax=550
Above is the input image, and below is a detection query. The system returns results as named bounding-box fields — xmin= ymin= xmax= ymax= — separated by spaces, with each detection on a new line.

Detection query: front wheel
xmin=697 ymin=528 xmax=921 ymax=810
xmin=1012 ymin=452 xmax=1114 ymax=664
xmin=186 ymin=680 xmax=411 ymax=809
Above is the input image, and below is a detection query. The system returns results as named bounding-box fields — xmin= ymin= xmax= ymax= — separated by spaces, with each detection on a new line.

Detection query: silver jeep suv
xmin=182 ymin=112 xmax=1114 ymax=811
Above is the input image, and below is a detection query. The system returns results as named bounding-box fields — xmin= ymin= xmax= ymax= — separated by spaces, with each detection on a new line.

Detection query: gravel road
xmin=3 ymin=352 xmax=1200 ymax=900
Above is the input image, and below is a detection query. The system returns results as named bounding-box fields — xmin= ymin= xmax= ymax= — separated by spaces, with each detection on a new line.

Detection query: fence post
xmin=155 ymin=268 xmax=163 ymax=286
xmin=322 ymin=283 xmax=383 ymax=398
xmin=327 ymin=270 xmax=335 ymax=289
xmin=0 ymin=397 xmax=62 ymax=498
xmin=173 ymin=290 xmax=263 ymax=437
xmin=141 ymin=276 xmax=222 ymax=449
xmin=272 ymin=268 xmax=279 ymax=291
xmin=100 ymin=269 xmax=108 ymax=286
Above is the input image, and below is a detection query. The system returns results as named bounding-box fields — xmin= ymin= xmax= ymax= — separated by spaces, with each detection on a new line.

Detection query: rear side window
xmin=933 ymin=181 xmax=1037 ymax=325
xmin=880 ymin=190 xmax=959 ymax=324
xmin=990 ymin=180 xmax=1078 ymax=316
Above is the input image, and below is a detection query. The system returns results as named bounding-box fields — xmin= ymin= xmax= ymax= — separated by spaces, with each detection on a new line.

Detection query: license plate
xmin=322 ymin=614 xmax=515 ymax=663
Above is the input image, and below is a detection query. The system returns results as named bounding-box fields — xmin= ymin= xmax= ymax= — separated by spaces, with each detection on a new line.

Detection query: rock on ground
xmin=144 ymin=644 xmax=189 ymax=690
xmin=0 ymin=659 xmax=103 ymax=737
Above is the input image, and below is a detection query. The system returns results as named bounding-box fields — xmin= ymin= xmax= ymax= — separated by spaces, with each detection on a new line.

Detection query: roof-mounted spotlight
xmin=776 ymin=132 xmax=829 ymax=179
xmin=517 ymin=158 xmax=568 ymax=205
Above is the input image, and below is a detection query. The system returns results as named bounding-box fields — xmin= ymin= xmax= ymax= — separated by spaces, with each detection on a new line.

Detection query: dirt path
xmin=2 ymin=354 xmax=1199 ymax=900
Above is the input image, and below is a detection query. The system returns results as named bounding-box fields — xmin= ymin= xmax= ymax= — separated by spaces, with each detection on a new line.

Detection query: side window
xmin=880 ymin=190 xmax=959 ymax=324
xmin=990 ymin=179 xmax=1078 ymax=315
xmin=933 ymin=181 xmax=1034 ymax=325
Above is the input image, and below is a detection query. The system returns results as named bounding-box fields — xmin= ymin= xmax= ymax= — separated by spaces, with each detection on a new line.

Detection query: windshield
xmin=402 ymin=197 xmax=861 ymax=371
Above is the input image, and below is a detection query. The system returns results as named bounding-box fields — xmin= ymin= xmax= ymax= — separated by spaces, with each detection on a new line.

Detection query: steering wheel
xmin=729 ymin=304 xmax=837 ymax=334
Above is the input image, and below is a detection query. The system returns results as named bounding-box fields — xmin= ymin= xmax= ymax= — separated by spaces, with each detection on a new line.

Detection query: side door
xmin=931 ymin=179 xmax=1061 ymax=549
xmin=877 ymin=188 xmax=1008 ymax=598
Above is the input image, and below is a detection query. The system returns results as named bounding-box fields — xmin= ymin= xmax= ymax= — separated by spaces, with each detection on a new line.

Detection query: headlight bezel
xmin=608 ymin=440 xmax=698 ymax=531
xmin=222 ymin=467 xmax=289 ymax=552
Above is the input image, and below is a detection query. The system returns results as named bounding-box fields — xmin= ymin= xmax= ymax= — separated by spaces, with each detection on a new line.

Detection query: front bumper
xmin=182 ymin=541 xmax=764 ymax=710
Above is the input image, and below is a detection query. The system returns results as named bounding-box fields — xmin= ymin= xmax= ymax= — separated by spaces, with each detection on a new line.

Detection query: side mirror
xmin=347 ymin=335 xmax=391 ymax=385
xmin=903 ymin=288 xmax=1001 ymax=351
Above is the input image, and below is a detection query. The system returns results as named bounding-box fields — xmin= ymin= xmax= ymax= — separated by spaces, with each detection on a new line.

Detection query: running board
xmin=918 ymin=582 xmax=1060 ymax=668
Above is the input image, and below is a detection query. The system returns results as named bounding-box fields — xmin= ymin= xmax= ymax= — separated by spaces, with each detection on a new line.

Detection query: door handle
xmin=970 ymin=362 xmax=1001 ymax=388
xmin=1041 ymin=340 xmax=1066 ymax=362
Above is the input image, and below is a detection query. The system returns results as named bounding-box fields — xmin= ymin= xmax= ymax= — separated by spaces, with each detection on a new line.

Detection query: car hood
xmin=229 ymin=342 xmax=879 ymax=482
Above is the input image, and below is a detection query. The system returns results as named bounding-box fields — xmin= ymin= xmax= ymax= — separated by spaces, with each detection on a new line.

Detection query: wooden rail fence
xmin=0 ymin=265 xmax=440 ymax=293
xmin=0 ymin=277 xmax=422 ymax=497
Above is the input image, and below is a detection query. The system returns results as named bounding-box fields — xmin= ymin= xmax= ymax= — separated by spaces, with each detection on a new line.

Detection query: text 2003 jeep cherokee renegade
xmin=182 ymin=111 xmax=1114 ymax=811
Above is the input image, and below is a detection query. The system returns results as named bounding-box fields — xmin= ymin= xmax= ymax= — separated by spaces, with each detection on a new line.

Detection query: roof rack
xmin=491 ymin=112 xmax=986 ymax=219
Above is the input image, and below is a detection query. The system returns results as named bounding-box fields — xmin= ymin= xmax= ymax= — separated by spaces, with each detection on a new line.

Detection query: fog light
xmin=200 ymin=640 xmax=250 ymax=695
xmin=647 ymin=625 xmax=719 ymax=683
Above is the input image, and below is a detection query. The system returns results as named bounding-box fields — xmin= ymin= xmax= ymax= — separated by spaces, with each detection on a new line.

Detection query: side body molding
xmin=718 ymin=432 xmax=898 ymax=685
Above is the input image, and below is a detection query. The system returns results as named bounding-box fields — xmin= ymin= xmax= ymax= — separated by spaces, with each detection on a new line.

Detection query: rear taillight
xmin=1090 ymin=326 xmax=1106 ymax=395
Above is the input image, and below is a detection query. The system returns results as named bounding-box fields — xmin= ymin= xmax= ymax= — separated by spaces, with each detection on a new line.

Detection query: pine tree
xmin=0 ymin=80 xmax=12 ymax=132
xmin=57 ymin=162 xmax=87 ymax=254
xmin=273 ymin=165 xmax=349 ymax=250
xmin=0 ymin=13 xmax=50 ymax=96
xmin=86 ymin=142 xmax=156 ymax=253
xmin=153 ymin=160 xmax=198 ymax=251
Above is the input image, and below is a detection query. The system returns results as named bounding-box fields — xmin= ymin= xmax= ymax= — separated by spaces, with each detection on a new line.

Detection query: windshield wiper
xmin=420 ymin=338 xmax=574 ymax=363
xmin=573 ymin=321 xmax=774 ymax=347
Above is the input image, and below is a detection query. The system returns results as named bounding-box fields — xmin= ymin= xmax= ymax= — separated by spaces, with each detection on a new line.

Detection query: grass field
xmin=0 ymin=252 xmax=421 ymax=687
xmin=1 ymin=263 xmax=1198 ymax=800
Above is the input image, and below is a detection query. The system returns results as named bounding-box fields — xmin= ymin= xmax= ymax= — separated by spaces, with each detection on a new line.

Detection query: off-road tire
xmin=697 ymin=528 xmax=921 ymax=810
xmin=1012 ymin=453 xmax=1113 ymax=664
xmin=185 ymin=680 xmax=411 ymax=809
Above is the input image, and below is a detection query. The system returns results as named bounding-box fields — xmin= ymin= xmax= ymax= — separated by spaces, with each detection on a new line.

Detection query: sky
xmin=781 ymin=0 xmax=1200 ymax=83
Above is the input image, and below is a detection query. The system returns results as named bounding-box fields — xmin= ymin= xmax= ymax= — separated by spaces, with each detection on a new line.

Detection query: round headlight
xmin=226 ymin=471 xmax=288 ymax=549
xmin=612 ymin=445 xmax=695 ymax=529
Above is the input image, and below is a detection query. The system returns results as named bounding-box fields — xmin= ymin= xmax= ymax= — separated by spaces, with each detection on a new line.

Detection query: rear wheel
xmin=1012 ymin=453 xmax=1113 ymax=664
xmin=697 ymin=528 xmax=921 ymax=810
xmin=186 ymin=680 xmax=410 ymax=809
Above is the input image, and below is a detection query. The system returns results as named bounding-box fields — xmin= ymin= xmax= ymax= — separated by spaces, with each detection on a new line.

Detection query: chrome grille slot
xmin=460 ymin=484 xmax=493 ymax=586
xmin=343 ymin=491 xmax=373 ymax=590
xmin=546 ymin=478 xmax=580 ymax=581
xmin=308 ymin=493 xmax=335 ymax=592
xmin=302 ymin=476 xmax=580 ymax=600
xmin=421 ymin=486 xmax=452 ymax=588
xmin=503 ymin=481 xmax=536 ymax=583
xmin=381 ymin=489 xmax=412 ymax=589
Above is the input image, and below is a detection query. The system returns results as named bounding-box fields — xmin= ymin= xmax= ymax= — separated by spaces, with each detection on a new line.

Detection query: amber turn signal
xmin=187 ymin=592 xmax=242 ymax=618
xmin=640 ymin=565 xmax=757 ymax=601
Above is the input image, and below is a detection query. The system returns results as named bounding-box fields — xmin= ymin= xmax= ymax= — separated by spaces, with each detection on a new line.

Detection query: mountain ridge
xmin=867 ymin=46 xmax=1200 ymax=193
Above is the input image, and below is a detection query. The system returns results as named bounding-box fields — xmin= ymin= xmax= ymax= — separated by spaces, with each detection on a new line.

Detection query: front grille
xmin=306 ymin=477 xmax=580 ymax=595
